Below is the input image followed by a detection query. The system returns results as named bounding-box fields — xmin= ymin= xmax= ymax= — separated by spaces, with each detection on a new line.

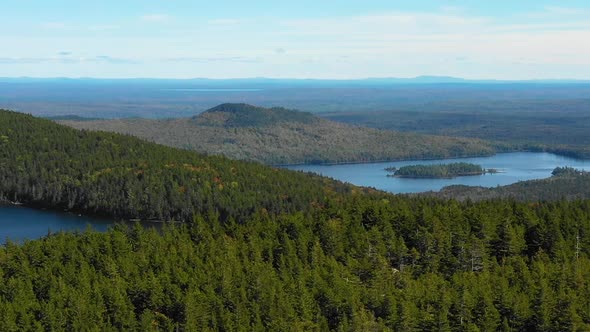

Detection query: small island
xmin=387 ymin=162 xmax=498 ymax=179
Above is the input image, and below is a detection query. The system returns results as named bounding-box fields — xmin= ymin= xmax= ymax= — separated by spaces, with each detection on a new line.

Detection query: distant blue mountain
xmin=1 ymin=76 xmax=589 ymax=86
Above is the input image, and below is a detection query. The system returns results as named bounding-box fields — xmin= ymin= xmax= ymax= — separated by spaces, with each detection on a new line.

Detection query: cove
xmin=287 ymin=152 xmax=590 ymax=194
xmin=0 ymin=206 xmax=161 ymax=243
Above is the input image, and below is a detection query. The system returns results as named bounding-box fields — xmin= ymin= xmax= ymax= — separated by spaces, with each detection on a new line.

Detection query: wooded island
xmin=387 ymin=162 xmax=498 ymax=178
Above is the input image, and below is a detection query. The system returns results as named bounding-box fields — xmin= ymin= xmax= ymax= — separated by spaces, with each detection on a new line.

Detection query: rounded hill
xmin=193 ymin=103 xmax=316 ymax=128
xmin=60 ymin=103 xmax=498 ymax=165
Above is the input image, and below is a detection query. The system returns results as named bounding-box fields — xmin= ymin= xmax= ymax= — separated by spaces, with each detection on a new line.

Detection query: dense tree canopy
xmin=1 ymin=197 xmax=590 ymax=330
xmin=325 ymin=102 xmax=590 ymax=160
xmin=0 ymin=109 xmax=354 ymax=222
xmin=432 ymin=168 xmax=590 ymax=202
xmin=390 ymin=162 xmax=488 ymax=178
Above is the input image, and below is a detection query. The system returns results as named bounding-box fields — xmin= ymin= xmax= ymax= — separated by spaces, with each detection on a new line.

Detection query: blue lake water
xmin=287 ymin=152 xmax=590 ymax=194
xmin=0 ymin=206 xmax=164 ymax=243
xmin=0 ymin=206 xmax=115 ymax=243
xmin=2 ymin=152 xmax=588 ymax=243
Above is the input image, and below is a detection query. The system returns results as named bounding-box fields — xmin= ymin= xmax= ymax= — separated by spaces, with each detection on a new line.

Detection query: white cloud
xmin=3 ymin=7 xmax=590 ymax=79
xmin=543 ymin=6 xmax=586 ymax=15
xmin=161 ymin=56 xmax=262 ymax=63
xmin=274 ymin=10 xmax=590 ymax=65
xmin=0 ymin=55 xmax=138 ymax=65
xmin=523 ymin=6 xmax=590 ymax=20
xmin=281 ymin=12 xmax=491 ymax=37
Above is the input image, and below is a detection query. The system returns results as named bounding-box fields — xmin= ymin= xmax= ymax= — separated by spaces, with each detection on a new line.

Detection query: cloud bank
xmin=1 ymin=6 xmax=589 ymax=79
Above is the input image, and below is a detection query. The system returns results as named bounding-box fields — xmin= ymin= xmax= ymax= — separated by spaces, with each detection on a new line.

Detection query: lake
xmin=2 ymin=152 xmax=588 ymax=243
xmin=0 ymin=206 xmax=162 ymax=243
xmin=287 ymin=152 xmax=590 ymax=194
xmin=0 ymin=206 xmax=116 ymax=243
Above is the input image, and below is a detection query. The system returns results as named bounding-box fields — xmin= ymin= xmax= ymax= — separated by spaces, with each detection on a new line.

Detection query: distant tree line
xmin=325 ymin=103 xmax=590 ymax=160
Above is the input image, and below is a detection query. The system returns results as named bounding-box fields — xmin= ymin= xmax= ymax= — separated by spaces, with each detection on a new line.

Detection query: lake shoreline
xmin=275 ymin=149 xmax=590 ymax=167
xmin=0 ymin=197 xmax=18 ymax=206
xmin=274 ymin=152 xmax=498 ymax=167
xmin=389 ymin=170 xmax=506 ymax=179
xmin=0 ymin=198 xmax=175 ymax=224
xmin=286 ymin=152 xmax=590 ymax=194
xmin=388 ymin=172 xmax=487 ymax=179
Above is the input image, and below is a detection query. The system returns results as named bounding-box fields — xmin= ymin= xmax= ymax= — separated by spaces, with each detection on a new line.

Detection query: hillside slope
xmin=426 ymin=168 xmax=590 ymax=201
xmin=0 ymin=109 xmax=356 ymax=222
xmin=59 ymin=103 xmax=498 ymax=165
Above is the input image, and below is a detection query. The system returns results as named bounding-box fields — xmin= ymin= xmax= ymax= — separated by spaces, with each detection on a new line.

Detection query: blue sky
xmin=1 ymin=1 xmax=590 ymax=79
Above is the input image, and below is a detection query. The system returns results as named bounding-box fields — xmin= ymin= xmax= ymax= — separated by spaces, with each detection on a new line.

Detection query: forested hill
xmin=193 ymin=103 xmax=316 ymax=127
xmin=427 ymin=167 xmax=590 ymax=201
xmin=59 ymin=103 xmax=498 ymax=165
xmin=0 ymin=109 xmax=358 ymax=222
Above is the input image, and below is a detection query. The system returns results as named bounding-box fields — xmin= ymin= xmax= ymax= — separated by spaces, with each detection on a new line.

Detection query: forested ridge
xmin=0 ymin=109 xmax=355 ymax=222
xmin=2 ymin=109 xmax=590 ymax=330
xmin=430 ymin=168 xmax=590 ymax=202
xmin=323 ymin=104 xmax=590 ymax=160
xmin=59 ymin=103 xmax=498 ymax=165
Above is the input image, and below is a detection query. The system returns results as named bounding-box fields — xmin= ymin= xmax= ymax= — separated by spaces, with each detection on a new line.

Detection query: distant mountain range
xmin=3 ymin=76 xmax=590 ymax=86
xmin=58 ymin=103 xmax=498 ymax=165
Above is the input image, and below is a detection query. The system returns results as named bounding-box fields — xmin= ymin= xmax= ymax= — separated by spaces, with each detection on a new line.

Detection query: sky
xmin=1 ymin=0 xmax=590 ymax=79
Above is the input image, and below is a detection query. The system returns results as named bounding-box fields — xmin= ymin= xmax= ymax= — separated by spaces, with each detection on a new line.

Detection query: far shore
xmin=278 ymin=150 xmax=588 ymax=168
xmin=276 ymin=152 xmax=498 ymax=167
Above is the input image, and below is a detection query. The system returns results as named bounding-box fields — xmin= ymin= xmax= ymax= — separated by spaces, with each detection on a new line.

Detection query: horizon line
xmin=1 ymin=75 xmax=590 ymax=83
